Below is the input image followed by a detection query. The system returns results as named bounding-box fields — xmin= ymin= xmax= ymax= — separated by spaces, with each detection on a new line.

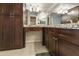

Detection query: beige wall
xmin=25 ymin=31 xmax=42 ymax=43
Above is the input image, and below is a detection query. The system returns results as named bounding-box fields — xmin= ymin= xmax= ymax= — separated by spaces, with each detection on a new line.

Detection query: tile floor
xmin=0 ymin=31 xmax=48 ymax=56
xmin=0 ymin=42 xmax=48 ymax=56
xmin=35 ymin=42 xmax=48 ymax=54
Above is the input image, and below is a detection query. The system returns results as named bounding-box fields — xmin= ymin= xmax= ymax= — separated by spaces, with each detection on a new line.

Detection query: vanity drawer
xmin=24 ymin=27 xmax=43 ymax=31
xmin=58 ymin=29 xmax=79 ymax=46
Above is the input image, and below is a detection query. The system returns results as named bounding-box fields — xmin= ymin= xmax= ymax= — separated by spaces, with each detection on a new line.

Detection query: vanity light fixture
xmin=26 ymin=3 xmax=40 ymax=12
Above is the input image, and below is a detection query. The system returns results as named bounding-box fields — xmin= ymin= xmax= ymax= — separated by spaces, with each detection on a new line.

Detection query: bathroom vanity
xmin=43 ymin=27 xmax=79 ymax=56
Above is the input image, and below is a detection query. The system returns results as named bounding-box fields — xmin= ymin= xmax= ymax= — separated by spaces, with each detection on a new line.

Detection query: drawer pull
xmin=54 ymin=38 xmax=58 ymax=40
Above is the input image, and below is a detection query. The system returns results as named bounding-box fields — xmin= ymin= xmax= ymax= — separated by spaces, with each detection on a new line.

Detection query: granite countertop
xmin=23 ymin=25 xmax=79 ymax=29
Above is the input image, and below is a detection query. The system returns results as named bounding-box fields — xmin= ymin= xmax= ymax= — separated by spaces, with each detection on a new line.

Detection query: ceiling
xmin=24 ymin=3 xmax=79 ymax=14
xmin=52 ymin=3 xmax=79 ymax=14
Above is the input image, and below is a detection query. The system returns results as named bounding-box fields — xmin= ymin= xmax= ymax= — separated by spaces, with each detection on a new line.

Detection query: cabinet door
xmin=14 ymin=16 xmax=24 ymax=48
xmin=0 ymin=4 xmax=12 ymax=15
xmin=2 ymin=15 xmax=16 ymax=50
xmin=12 ymin=3 xmax=23 ymax=15
xmin=42 ymin=28 xmax=48 ymax=45
xmin=45 ymin=32 xmax=49 ymax=48
xmin=59 ymin=39 xmax=79 ymax=56
xmin=0 ymin=3 xmax=23 ymax=51
xmin=0 ymin=4 xmax=3 ymax=14
xmin=0 ymin=15 xmax=3 ymax=50
xmin=9 ymin=15 xmax=24 ymax=49
xmin=1 ymin=15 xmax=23 ymax=50
xmin=2 ymin=15 xmax=11 ymax=50
xmin=55 ymin=38 xmax=59 ymax=55
xmin=50 ymin=37 xmax=59 ymax=56
xmin=48 ymin=37 xmax=55 ymax=55
xmin=47 ymin=30 xmax=59 ymax=56
xmin=43 ymin=28 xmax=46 ymax=45
xmin=0 ymin=3 xmax=23 ymax=15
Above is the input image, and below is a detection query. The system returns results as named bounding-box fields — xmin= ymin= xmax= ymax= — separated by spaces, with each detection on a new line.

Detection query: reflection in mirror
xmin=61 ymin=6 xmax=79 ymax=24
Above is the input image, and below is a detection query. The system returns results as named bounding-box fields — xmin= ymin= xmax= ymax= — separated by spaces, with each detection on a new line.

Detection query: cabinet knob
xmin=10 ymin=13 xmax=14 ymax=17
xmin=52 ymin=37 xmax=58 ymax=40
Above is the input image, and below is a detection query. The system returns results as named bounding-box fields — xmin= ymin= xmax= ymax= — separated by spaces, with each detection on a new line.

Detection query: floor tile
xmin=0 ymin=42 xmax=48 ymax=56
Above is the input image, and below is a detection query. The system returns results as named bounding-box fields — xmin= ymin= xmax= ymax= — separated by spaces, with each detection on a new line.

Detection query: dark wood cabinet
xmin=43 ymin=28 xmax=79 ymax=56
xmin=0 ymin=15 xmax=3 ymax=50
xmin=14 ymin=16 xmax=23 ymax=48
xmin=25 ymin=27 xmax=43 ymax=31
xmin=0 ymin=3 xmax=24 ymax=51
xmin=59 ymin=39 xmax=79 ymax=56
xmin=48 ymin=29 xmax=59 ymax=56
xmin=0 ymin=4 xmax=23 ymax=15
xmin=48 ymin=36 xmax=56 ymax=55
xmin=43 ymin=28 xmax=49 ymax=48
xmin=44 ymin=28 xmax=59 ymax=56
xmin=12 ymin=4 xmax=23 ymax=15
